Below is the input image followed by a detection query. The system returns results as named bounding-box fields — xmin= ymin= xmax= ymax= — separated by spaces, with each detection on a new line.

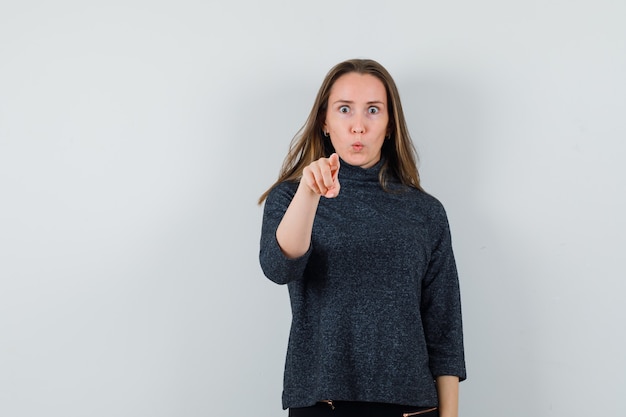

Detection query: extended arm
xmin=275 ymin=182 xmax=321 ymax=258
xmin=276 ymin=154 xmax=340 ymax=258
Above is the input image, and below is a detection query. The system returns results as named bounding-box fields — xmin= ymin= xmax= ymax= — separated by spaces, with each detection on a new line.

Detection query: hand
xmin=301 ymin=153 xmax=341 ymax=198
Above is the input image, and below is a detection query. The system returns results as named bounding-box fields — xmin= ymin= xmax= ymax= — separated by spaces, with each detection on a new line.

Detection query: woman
xmin=259 ymin=59 xmax=466 ymax=417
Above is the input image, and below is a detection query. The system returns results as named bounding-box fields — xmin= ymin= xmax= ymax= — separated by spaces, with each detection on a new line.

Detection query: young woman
xmin=259 ymin=59 xmax=466 ymax=417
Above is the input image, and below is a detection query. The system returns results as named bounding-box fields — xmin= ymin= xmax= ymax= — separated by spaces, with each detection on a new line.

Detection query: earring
xmin=324 ymin=131 xmax=329 ymax=137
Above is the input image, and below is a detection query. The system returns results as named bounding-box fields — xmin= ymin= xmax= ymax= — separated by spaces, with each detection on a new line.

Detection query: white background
xmin=1 ymin=1 xmax=625 ymax=416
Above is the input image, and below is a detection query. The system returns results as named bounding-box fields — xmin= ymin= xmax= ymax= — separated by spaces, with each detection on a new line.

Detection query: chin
xmin=341 ymin=155 xmax=363 ymax=166
xmin=347 ymin=157 xmax=376 ymax=169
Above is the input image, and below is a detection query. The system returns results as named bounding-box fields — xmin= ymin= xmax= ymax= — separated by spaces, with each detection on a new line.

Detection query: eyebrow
xmin=332 ymin=99 xmax=385 ymax=106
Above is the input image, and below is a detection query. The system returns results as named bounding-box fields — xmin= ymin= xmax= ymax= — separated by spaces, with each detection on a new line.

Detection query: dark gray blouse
xmin=260 ymin=159 xmax=466 ymax=410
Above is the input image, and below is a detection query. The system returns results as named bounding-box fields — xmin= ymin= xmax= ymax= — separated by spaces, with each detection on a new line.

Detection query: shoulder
xmin=264 ymin=180 xmax=299 ymax=208
xmin=398 ymin=189 xmax=453 ymax=242
xmin=422 ymin=191 xmax=448 ymax=217
xmin=401 ymin=187 xmax=448 ymax=216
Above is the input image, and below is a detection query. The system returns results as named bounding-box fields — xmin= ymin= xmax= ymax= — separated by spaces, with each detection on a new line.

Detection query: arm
xmin=275 ymin=154 xmax=340 ymax=258
xmin=420 ymin=202 xmax=466 ymax=408
xmin=275 ymin=181 xmax=321 ymax=258
xmin=436 ymin=375 xmax=459 ymax=417
xmin=259 ymin=154 xmax=340 ymax=283
xmin=259 ymin=183 xmax=312 ymax=285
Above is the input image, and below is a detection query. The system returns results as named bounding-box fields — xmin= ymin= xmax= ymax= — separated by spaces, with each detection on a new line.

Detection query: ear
xmin=386 ymin=123 xmax=394 ymax=138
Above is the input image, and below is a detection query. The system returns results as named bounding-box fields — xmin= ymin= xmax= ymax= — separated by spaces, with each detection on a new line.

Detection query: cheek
xmin=376 ymin=118 xmax=390 ymax=135
xmin=326 ymin=118 xmax=344 ymax=134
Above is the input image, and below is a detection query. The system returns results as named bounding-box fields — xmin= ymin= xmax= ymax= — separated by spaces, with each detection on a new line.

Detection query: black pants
xmin=289 ymin=401 xmax=438 ymax=417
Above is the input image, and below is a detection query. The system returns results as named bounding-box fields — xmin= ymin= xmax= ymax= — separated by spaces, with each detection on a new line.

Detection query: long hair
xmin=258 ymin=59 xmax=422 ymax=204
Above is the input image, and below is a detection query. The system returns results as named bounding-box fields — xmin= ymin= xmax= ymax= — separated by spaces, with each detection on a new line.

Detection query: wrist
xmin=297 ymin=180 xmax=322 ymax=200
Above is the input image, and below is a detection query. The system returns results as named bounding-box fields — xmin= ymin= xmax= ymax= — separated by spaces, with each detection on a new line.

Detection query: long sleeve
xmin=420 ymin=204 xmax=466 ymax=381
xmin=259 ymin=182 xmax=312 ymax=285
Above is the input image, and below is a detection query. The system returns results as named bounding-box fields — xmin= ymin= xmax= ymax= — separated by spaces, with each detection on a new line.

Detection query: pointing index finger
xmin=329 ymin=153 xmax=340 ymax=174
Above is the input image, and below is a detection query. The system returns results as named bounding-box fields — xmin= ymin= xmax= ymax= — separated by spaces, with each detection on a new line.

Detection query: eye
xmin=339 ymin=105 xmax=350 ymax=113
xmin=368 ymin=106 xmax=379 ymax=114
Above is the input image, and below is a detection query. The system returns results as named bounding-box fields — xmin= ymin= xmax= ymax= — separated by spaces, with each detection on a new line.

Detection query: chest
xmin=310 ymin=186 xmax=434 ymax=282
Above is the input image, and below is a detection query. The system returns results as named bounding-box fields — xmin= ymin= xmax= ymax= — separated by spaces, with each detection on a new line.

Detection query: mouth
xmin=351 ymin=142 xmax=363 ymax=151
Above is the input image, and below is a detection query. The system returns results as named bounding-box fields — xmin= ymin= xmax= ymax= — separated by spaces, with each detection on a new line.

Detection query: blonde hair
xmin=258 ymin=59 xmax=421 ymax=204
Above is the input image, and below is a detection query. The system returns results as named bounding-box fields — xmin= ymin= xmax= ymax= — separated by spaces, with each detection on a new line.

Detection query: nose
xmin=351 ymin=115 xmax=365 ymax=134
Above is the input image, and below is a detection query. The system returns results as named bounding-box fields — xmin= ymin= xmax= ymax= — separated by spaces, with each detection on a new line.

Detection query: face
xmin=323 ymin=72 xmax=389 ymax=169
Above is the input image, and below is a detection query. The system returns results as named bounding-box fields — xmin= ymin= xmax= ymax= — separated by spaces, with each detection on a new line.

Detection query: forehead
xmin=329 ymin=72 xmax=387 ymax=102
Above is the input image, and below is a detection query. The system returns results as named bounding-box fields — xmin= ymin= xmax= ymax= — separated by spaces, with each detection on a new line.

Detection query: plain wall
xmin=1 ymin=1 xmax=625 ymax=416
